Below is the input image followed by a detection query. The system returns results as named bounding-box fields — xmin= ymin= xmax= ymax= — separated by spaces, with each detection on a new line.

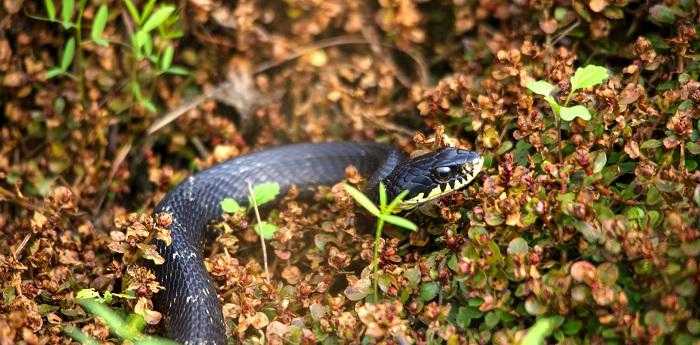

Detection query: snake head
xmin=383 ymin=147 xmax=483 ymax=210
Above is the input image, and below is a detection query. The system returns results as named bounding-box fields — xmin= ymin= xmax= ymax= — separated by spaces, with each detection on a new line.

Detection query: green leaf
xmin=76 ymin=288 xmax=101 ymax=301
xmin=570 ymin=65 xmax=609 ymax=92
xmin=91 ymin=4 xmax=109 ymax=46
xmin=254 ymin=222 xmax=277 ymax=240
xmin=559 ymin=105 xmax=591 ymax=121
xmin=561 ymin=319 xmax=583 ymax=335
xmin=160 ymin=45 xmax=174 ymax=70
xmin=141 ymin=5 xmax=175 ymax=33
xmin=484 ymin=311 xmax=501 ymax=329
xmin=686 ymin=142 xmax=700 ymax=155
xmin=61 ymin=0 xmax=74 ymax=29
xmin=343 ymin=184 xmax=380 ymax=217
xmin=63 ymin=325 xmax=100 ymax=345
xmin=386 ymin=189 xmax=409 ymax=214
xmin=165 ymin=66 xmax=189 ymax=76
xmin=44 ymin=0 xmax=56 ymax=20
xmin=60 ymin=37 xmax=76 ymax=71
xmin=544 ymin=96 xmax=561 ymax=115
xmin=521 ymin=316 xmax=562 ymax=345
xmin=419 ymin=282 xmax=439 ymax=301
xmin=141 ymin=0 xmax=157 ymax=23
xmin=507 ymin=237 xmax=529 ymax=255
xmin=641 ymin=139 xmax=662 ymax=150
xmin=140 ymin=98 xmax=157 ymax=113
xmin=381 ymin=214 xmax=417 ymax=231
xmin=526 ymin=80 xmax=557 ymax=97
xmin=123 ymin=0 xmax=141 ymax=24
xmin=46 ymin=67 xmax=64 ymax=79
xmin=649 ymin=4 xmax=677 ymax=25
xmin=220 ymin=198 xmax=242 ymax=214
xmin=592 ymin=151 xmax=607 ymax=174
xmin=378 ymin=181 xmax=387 ymax=208
xmin=251 ymin=182 xmax=280 ymax=206
xmin=78 ymin=299 xmax=128 ymax=335
xmin=102 ymin=290 xmax=113 ymax=304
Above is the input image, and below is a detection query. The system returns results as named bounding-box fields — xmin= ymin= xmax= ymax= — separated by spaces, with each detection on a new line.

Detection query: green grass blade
xmin=160 ymin=45 xmax=173 ymax=70
xmin=63 ymin=325 xmax=100 ymax=345
xmin=61 ymin=0 xmax=74 ymax=28
xmin=378 ymin=182 xmax=387 ymax=209
xmin=386 ymin=189 xmax=409 ymax=214
xmin=141 ymin=5 xmax=175 ymax=33
xmin=90 ymin=4 xmax=109 ymax=46
xmin=44 ymin=0 xmax=56 ymax=20
xmin=381 ymin=214 xmax=417 ymax=231
xmin=60 ymin=37 xmax=75 ymax=71
xmin=122 ymin=0 xmax=141 ymax=24
xmin=141 ymin=0 xmax=157 ymax=23
xmin=343 ymin=184 xmax=380 ymax=216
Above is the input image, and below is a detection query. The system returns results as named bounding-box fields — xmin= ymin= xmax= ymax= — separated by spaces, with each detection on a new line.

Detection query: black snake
xmin=151 ymin=142 xmax=483 ymax=344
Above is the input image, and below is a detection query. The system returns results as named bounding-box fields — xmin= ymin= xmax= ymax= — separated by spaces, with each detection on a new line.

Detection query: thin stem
xmin=372 ymin=218 xmax=385 ymax=301
xmin=564 ymin=91 xmax=574 ymax=107
xmin=247 ymin=182 xmax=270 ymax=281
xmin=75 ymin=3 xmax=87 ymax=108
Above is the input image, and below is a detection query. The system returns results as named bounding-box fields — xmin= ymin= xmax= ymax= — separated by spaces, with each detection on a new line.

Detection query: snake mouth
xmin=397 ymin=156 xmax=484 ymax=210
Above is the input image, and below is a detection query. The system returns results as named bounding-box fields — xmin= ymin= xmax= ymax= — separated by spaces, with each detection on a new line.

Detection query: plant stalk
xmin=372 ymin=217 xmax=385 ymax=301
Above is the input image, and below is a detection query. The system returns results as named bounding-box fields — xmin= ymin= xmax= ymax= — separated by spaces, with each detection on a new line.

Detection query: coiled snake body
xmin=152 ymin=142 xmax=482 ymax=344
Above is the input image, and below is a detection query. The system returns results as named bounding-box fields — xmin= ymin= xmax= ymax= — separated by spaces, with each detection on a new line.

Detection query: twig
xmin=552 ymin=20 xmax=580 ymax=46
xmin=93 ymin=140 xmax=133 ymax=216
xmin=12 ymin=233 xmax=31 ymax=260
xmin=247 ymin=182 xmax=270 ymax=281
xmin=0 ymin=185 xmax=38 ymax=211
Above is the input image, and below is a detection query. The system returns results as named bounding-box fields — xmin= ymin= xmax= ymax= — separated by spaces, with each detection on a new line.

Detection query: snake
xmin=151 ymin=142 xmax=483 ymax=344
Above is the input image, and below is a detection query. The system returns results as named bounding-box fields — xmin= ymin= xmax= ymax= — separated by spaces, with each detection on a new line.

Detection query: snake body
xmin=152 ymin=142 xmax=482 ymax=344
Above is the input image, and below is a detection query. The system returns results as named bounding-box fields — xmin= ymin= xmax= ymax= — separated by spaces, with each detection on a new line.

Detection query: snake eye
xmin=433 ymin=166 xmax=452 ymax=181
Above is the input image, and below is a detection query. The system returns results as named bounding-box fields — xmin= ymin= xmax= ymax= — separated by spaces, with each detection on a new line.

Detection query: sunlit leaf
xmin=123 ymin=0 xmax=141 ymax=24
xmin=44 ymin=0 xmax=56 ymax=20
xmin=160 ymin=45 xmax=174 ymax=70
xmin=559 ymin=105 xmax=591 ymax=121
xmin=378 ymin=181 xmax=387 ymax=208
xmin=61 ymin=0 xmax=74 ymax=29
xmin=343 ymin=184 xmax=380 ymax=216
xmin=254 ymin=221 xmax=277 ymax=239
xmin=141 ymin=0 xmax=157 ymax=23
xmin=386 ymin=189 xmax=409 ymax=214
xmin=46 ymin=67 xmax=63 ymax=79
xmin=141 ymin=5 xmax=175 ymax=33
xmin=220 ymin=198 xmax=242 ymax=214
xmin=76 ymin=288 xmax=101 ymax=301
xmin=521 ymin=316 xmax=563 ymax=345
xmin=381 ymin=214 xmax=417 ymax=231
xmin=640 ymin=139 xmax=662 ymax=150
xmin=91 ymin=4 xmax=109 ymax=46
xmin=250 ymin=182 xmax=280 ymax=206
xmin=165 ymin=65 xmax=190 ymax=75
xmin=60 ymin=37 xmax=75 ymax=71
xmin=526 ymin=80 xmax=557 ymax=97
xmin=165 ymin=66 xmax=189 ymax=76
xmin=592 ymin=151 xmax=607 ymax=174
xmin=570 ymin=65 xmax=609 ymax=92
